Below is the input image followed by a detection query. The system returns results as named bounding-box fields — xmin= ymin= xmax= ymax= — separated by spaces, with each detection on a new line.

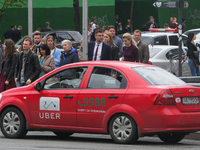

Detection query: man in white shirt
xmin=88 ymin=29 xmax=112 ymax=61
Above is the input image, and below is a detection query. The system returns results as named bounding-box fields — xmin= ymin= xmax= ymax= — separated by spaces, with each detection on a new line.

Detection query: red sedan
xmin=0 ymin=61 xmax=200 ymax=144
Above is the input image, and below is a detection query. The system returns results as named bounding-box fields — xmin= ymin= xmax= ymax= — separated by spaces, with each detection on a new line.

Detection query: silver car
xmin=148 ymin=45 xmax=191 ymax=77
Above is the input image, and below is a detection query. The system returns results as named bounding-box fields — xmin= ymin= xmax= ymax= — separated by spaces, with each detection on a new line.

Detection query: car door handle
xmin=63 ymin=95 xmax=73 ymax=99
xmin=108 ymin=95 xmax=118 ymax=99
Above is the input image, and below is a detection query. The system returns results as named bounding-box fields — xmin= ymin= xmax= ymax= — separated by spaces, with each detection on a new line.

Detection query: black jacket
xmin=11 ymin=29 xmax=21 ymax=43
xmin=16 ymin=50 xmax=41 ymax=83
xmin=111 ymin=44 xmax=119 ymax=60
xmin=187 ymin=42 xmax=197 ymax=59
xmin=59 ymin=48 xmax=79 ymax=67
xmin=41 ymin=27 xmax=52 ymax=32
xmin=3 ymin=29 xmax=14 ymax=39
xmin=0 ymin=53 xmax=17 ymax=82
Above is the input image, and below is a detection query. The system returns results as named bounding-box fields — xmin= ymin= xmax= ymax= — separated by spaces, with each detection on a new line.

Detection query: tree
xmin=73 ymin=0 xmax=81 ymax=33
xmin=0 ymin=0 xmax=27 ymax=22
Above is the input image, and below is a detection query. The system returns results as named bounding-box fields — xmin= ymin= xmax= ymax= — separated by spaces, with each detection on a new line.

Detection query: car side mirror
xmin=34 ymin=82 xmax=42 ymax=91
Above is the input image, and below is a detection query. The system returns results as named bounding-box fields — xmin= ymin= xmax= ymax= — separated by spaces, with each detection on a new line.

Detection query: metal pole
xmin=82 ymin=0 xmax=88 ymax=61
xmin=178 ymin=0 xmax=183 ymax=77
xmin=28 ymin=0 xmax=33 ymax=39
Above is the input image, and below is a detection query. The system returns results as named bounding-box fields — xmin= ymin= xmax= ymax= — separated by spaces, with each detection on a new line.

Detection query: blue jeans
xmin=188 ymin=59 xmax=200 ymax=76
xmin=16 ymin=82 xmax=25 ymax=87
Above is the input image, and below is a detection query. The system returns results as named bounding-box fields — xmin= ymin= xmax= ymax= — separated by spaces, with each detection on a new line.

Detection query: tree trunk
xmin=73 ymin=0 xmax=81 ymax=33
xmin=130 ymin=0 xmax=134 ymax=32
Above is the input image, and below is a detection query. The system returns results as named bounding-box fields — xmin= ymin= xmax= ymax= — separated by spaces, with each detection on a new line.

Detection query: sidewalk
xmin=185 ymin=131 xmax=200 ymax=140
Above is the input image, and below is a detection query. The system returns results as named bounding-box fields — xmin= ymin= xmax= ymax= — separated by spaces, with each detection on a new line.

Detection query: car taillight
xmin=148 ymin=61 xmax=152 ymax=65
xmin=154 ymin=89 xmax=175 ymax=105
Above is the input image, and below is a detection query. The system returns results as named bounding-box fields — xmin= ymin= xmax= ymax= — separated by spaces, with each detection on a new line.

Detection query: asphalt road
xmin=0 ymin=131 xmax=199 ymax=150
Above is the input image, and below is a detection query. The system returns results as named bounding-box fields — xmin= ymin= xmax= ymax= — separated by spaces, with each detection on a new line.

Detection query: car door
xmin=29 ymin=66 xmax=88 ymax=126
xmin=77 ymin=66 xmax=128 ymax=128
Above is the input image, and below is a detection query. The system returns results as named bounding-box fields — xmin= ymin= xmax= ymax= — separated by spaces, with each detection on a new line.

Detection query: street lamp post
xmin=28 ymin=0 xmax=33 ymax=39
xmin=82 ymin=0 xmax=88 ymax=61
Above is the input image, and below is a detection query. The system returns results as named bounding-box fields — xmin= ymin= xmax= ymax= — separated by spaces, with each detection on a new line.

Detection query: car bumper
xmin=140 ymin=106 xmax=200 ymax=134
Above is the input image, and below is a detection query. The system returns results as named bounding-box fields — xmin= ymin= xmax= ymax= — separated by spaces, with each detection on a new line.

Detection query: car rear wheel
xmin=0 ymin=107 xmax=27 ymax=138
xmin=158 ymin=133 xmax=185 ymax=143
xmin=53 ymin=131 xmax=74 ymax=138
xmin=109 ymin=114 xmax=138 ymax=144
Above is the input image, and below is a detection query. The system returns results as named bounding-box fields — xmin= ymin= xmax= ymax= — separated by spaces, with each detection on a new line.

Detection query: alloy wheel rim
xmin=112 ymin=116 xmax=132 ymax=141
xmin=3 ymin=112 xmax=20 ymax=135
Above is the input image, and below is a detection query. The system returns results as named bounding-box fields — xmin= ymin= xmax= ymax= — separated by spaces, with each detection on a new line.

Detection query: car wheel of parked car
xmin=158 ymin=133 xmax=185 ymax=143
xmin=109 ymin=114 xmax=138 ymax=144
xmin=0 ymin=107 xmax=27 ymax=138
xmin=53 ymin=131 xmax=74 ymax=138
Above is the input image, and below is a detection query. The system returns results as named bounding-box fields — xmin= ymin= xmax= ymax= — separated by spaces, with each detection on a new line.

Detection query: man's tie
xmin=94 ymin=45 xmax=99 ymax=61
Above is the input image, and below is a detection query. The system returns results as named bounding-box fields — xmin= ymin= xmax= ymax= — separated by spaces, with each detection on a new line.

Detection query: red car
xmin=0 ymin=61 xmax=200 ymax=144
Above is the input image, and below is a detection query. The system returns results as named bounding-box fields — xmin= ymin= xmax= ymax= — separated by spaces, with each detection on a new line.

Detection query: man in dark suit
xmin=3 ymin=25 xmax=16 ymax=39
xmin=41 ymin=22 xmax=52 ymax=32
xmin=88 ymin=29 xmax=112 ymax=61
xmin=133 ymin=29 xmax=149 ymax=64
xmin=11 ymin=25 xmax=22 ymax=43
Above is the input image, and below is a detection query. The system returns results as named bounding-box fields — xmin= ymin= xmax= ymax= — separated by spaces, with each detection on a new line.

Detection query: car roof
xmin=185 ymin=28 xmax=200 ymax=32
xmin=41 ymin=30 xmax=78 ymax=34
xmin=59 ymin=61 xmax=150 ymax=70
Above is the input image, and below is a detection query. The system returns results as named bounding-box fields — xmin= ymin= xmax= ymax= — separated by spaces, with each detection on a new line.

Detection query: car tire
xmin=158 ymin=133 xmax=185 ymax=143
xmin=53 ymin=131 xmax=74 ymax=138
xmin=109 ymin=114 xmax=138 ymax=144
xmin=0 ymin=107 xmax=27 ymax=138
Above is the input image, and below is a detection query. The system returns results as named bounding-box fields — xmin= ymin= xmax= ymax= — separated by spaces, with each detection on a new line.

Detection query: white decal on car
xmin=39 ymin=97 xmax=60 ymax=111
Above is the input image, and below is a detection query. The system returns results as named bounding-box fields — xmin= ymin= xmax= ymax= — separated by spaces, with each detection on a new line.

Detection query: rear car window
xmin=149 ymin=48 xmax=162 ymax=58
xmin=69 ymin=31 xmax=83 ymax=40
xmin=169 ymin=36 xmax=178 ymax=46
xmin=132 ymin=67 xmax=187 ymax=85
xmin=140 ymin=36 xmax=152 ymax=45
xmin=154 ymin=36 xmax=168 ymax=45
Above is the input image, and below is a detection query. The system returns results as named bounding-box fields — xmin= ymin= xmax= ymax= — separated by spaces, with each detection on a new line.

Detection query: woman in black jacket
xmin=103 ymin=32 xmax=119 ymax=60
xmin=0 ymin=39 xmax=17 ymax=92
xmin=182 ymin=32 xmax=200 ymax=76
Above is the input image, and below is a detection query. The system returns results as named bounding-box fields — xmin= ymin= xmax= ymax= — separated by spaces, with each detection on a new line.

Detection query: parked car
xmin=0 ymin=61 xmax=200 ymax=144
xmin=118 ymin=32 xmax=188 ymax=47
xmin=148 ymin=45 xmax=191 ymax=77
xmin=183 ymin=28 xmax=200 ymax=36
xmin=15 ymin=30 xmax=82 ymax=50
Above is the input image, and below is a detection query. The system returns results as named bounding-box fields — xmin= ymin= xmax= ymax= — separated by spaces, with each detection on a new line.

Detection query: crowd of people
xmin=0 ymin=15 xmax=195 ymax=93
xmin=142 ymin=16 xmax=186 ymax=33
xmin=0 ymin=19 xmax=150 ymax=93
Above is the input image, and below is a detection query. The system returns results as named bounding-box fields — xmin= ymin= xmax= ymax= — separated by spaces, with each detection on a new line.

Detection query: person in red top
xmin=169 ymin=17 xmax=178 ymax=29
xmin=122 ymin=33 xmax=139 ymax=62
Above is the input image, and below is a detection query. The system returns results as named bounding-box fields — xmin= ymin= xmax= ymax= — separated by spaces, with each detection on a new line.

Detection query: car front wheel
xmin=158 ymin=133 xmax=185 ymax=143
xmin=109 ymin=114 xmax=138 ymax=144
xmin=0 ymin=107 xmax=27 ymax=138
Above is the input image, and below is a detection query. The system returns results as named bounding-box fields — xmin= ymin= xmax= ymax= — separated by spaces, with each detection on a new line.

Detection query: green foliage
xmin=0 ymin=0 xmax=27 ymax=16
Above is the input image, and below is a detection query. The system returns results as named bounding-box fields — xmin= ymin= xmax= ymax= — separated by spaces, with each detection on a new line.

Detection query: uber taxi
xmin=0 ymin=61 xmax=200 ymax=144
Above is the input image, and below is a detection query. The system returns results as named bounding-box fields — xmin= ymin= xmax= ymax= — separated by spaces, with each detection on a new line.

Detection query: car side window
xmin=169 ymin=36 xmax=178 ymax=46
xmin=44 ymin=67 xmax=87 ymax=90
xmin=87 ymin=67 xmax=127 ymax=89
xmin=56 ymin=33 xmax=74 ymax=43
xmin=154 ymin=36 xmax=168 ymax=45
xmin=166 ymin=49 xmax=185 ymax=60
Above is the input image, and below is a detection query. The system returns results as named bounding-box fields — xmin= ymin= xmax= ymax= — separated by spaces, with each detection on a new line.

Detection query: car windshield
xmin=140 ymin=36 xmax=152 ymax=45
xmin=132 ymin=67 xmax=187 ymax=85
xmin=69 ymin=31 xmax=83 ymax=40
xmin=149 ymin=48 xmax=162 ymax=58
xmin=184 ymin=30 xmax=200 ymax=36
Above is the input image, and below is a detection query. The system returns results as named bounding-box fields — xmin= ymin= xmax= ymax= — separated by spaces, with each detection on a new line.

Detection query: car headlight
xmin=0 ymin=93 xmax=2 ymax=100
